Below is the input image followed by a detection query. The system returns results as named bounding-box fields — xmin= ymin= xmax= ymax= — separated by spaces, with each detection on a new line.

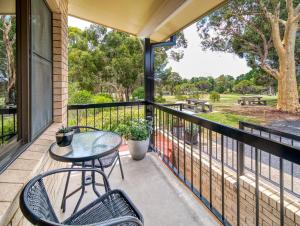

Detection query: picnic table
xmin=184 ymin=99 xmax=212 ymax=112
xmin=238 ymin=96 xmax=267 ymax=106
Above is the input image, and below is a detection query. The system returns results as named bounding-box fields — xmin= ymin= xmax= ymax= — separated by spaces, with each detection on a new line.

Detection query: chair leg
xmin=118 ymin=152 xmax=124 ymax=179
xmin=61 ymin=164 xmax=73 ymax=212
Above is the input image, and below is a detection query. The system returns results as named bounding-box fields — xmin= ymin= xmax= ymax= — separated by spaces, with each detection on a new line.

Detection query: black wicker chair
xmin=20 ymin=168 xmax=144 ymax=226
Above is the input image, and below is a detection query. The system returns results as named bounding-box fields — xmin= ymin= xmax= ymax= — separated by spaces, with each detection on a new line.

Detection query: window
xmin=0 ymin=0 xmax=18 ymax=169
xmin=0 ymin=0 xmax=53 ymax=172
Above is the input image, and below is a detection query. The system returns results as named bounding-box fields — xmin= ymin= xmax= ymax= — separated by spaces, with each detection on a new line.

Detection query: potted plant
xmin=184 ymin=124 xmax=198 ymax=145
xmin=56 ymin=126 xmax=74 ymax=147
xmin=172 ymin=118 xmax=184 ymax=139
xmin=116 ymin=119 xmax=152 ymax=160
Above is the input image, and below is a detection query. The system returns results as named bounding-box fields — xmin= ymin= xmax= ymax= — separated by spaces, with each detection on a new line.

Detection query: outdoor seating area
xmin=183 ymin=99 xmax=213 ymax=113
xmin=238 ymin=96 xmax=267 ymax=106
xmin=0 ymin=0 xmax=299 ymax=226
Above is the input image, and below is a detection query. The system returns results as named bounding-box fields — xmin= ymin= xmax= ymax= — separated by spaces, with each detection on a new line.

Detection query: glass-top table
xmin=49 ymin=131 xmax=122 ymax=163
xmin=49 ymin=130 xmax=122 ymax=214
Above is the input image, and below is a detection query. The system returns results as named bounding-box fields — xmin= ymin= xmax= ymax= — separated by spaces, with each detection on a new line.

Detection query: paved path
xmin=268 ymin=120 xmax=300 ymax=136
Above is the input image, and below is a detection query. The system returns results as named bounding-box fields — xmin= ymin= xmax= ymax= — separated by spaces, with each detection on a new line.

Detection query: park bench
xmin=238 ymin=96 xmax=267 ymax=106
xmin=184 ymin=99 xmax=213 ymax=113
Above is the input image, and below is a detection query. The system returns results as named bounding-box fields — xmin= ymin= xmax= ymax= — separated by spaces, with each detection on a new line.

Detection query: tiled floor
xmin=53 ymin=152 xmax=219 ymax=226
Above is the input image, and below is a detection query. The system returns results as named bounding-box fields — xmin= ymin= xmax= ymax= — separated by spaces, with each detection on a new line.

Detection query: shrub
xmin=175 ymin=94 xmax=187 ymax=101
xmin=92 ymin=93 xmax=113 ymax=103
xmin=233 ymin=80 xmax=263 ymax=94
xmin=116 ymin=119 xmax=151 ymax=141
xmin=209 ymin=91 xmax=220 ymax=102
xmin=132 ymin=87 xmax=145 ymax=100
xmin=69 ymin=90 xmax=92 ymax=104
xmin=155 ymin=95 xmax=166 ymax=103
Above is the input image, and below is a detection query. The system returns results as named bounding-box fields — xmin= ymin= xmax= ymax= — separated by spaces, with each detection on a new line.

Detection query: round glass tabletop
xmin=49 ymin=131 xmax=122 ymax=162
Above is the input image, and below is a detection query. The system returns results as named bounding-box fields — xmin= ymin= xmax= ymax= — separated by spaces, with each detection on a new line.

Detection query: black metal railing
xmin=152 ymin=102 xmax=300 ymax=226
xmin=67 ymin=101 xmax=146 ymax=130
xmin=67 ymin=101 xmax=300 ymax=226
xmin=240 ymin=121 xmax=300 ymax=197
xmin=0 ymin=107 xmax=17 ymax=145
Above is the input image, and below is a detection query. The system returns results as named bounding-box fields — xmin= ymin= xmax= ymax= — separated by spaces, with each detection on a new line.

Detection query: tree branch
xmin=260 ymin=63 xmax=279 ymax=79
xmin=286 ymin=0 xmax=294 ymax=15
xmin=295 ymin=3 xmax=300 ymax=14
xmin=258 ymin=0 xmax=284 ymax=55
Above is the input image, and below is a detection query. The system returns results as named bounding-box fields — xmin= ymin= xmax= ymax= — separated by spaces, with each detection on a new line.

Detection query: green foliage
xmin=57 ymin=126 xmax=73 ymax=134
xmin=214 ymin=75 xmax=235 ymax=93
xmin=233 ymin=80 xmax=264 ymax=94
xmin=92 ymin=93 xmax=113 ymax=103
xmin=132 ymin=86 xmax=144 ymax=100
xmin=197 ymin=112 xmax=261 ymax=128
xmin=184 ymin=122 xmax=199 ymax=133
xmin=69 ymin=25 xmax=187 ymax=101
xmin=116 ymin=119 xmax=151 ymax=141
xmin=175 ymin=94 xmax=187 ymax=101
xmin=155 ymin=95 xmax=166 ymax=103
xmin=197 ymin=0 xmax=300 ymax=78
xmin=209 ymin=91 xmax=220 ymax=102
xmin=69 ymin=90 xmax=93 ymax=104
xmin=68 ymin=106 xmax=145 ymax=132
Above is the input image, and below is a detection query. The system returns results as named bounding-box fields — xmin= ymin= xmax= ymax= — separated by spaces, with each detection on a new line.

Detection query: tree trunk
xmin=276 ymin=23 xmax=299 ymax=112
xmin=277 ymin=53 xmax=299 ymax=112
xmin=1 ymin=16 xmax=16 ymax=105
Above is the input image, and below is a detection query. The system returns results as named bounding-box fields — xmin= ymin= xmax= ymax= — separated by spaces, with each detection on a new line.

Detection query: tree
xmin=165 ymin=72 xmax=182 ymax=95
xmin=197 ymin=0 xmax=300 ymax=112
xmin=68 ymin=24 xmax=187 ymax=102
xmin=0 ymin=16 xmax=16 ymax=104
xmin=215 ymin=75 xmax=235 ymax=93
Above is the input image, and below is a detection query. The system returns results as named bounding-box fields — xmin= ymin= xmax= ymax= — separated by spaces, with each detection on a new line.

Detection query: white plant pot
xmin=127 ymin=138 xmax=149 ymax=160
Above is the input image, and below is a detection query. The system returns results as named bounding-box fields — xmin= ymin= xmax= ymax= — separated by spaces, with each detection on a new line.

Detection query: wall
xmin=158 ymin=132 xmax=300 ymax=226
xmin=0 ymin=0 xmax=69 ymax=225
xmin=51 ymin=0 xmax=68 ymax=124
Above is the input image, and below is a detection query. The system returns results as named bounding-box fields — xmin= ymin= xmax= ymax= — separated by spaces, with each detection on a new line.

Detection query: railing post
xmin=238 ymin=121 xmax=245 ymax=175
xmin=144 ymin=38 xmax=155 ymax=150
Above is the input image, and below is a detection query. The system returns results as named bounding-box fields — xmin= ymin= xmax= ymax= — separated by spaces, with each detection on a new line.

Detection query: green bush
xmin=132 ymin=87 xmax=145 ymax=100
xmin=155 ymin=95 xmax=166 ymax=103
xmin=209 ymin=91 xmax=220 ymax=102
xmin=116 ymin=119 xmax=151 ymax=141
xmin=69 ymin=90 xmax=93 ymax=104
xmin=92 ymin=93 xmax=113 ymax=103
xmin=175 ymin=94 xmax=187 ymax=101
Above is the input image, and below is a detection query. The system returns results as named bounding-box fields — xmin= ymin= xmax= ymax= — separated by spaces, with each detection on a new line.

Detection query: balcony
xmin=53 ymin=152 xmax=219 ymax=226
xmin=64 ymin=101 xmax=300 ymax=226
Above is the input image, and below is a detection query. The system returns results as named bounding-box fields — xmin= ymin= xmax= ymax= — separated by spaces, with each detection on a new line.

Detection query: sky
xmin=68 ymin=16 xmax=251 ymax=79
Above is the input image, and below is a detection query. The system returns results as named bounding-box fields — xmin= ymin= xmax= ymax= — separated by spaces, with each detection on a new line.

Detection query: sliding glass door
xmin=31 ymin=0 xmax=52 ymax=138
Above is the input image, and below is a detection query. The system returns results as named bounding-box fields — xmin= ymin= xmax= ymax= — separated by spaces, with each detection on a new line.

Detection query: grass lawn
xmin=196 ymin=112 xmax=262 ymax=128
xmin=162 ymin=93 xmax=278 ymax=127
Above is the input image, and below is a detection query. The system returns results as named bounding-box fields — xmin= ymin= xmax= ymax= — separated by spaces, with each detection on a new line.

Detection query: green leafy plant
xmin=132 ymin=87 xmax=145 ymax=100
xmin=57 ymin=126 xmax=73 ymax=134
xmin=184 ymin=124 xmax=199 ymax=134
xmin=92 ymin=93 xmax=113 ymax=103
xmin=155 ymin=95 xmax=166 ymax=103
xmin=69 ymin=90 xmax=93 ymax=104
xmin=209 ymin=91 xmax=220 ymax=102
xmin=116 ymin=119 xmax=152 ymax=141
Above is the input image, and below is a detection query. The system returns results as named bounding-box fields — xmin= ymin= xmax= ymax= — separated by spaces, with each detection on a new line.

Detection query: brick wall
xmin=167 ymin=135 xmax=300 ymax=226
xmin=0 ymin=124 xmax=67 ymax=226
xmin=0 ymin=0 xmax=69 ymax=225
xmin=52 ymin=0 xmax=68 ymax=124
